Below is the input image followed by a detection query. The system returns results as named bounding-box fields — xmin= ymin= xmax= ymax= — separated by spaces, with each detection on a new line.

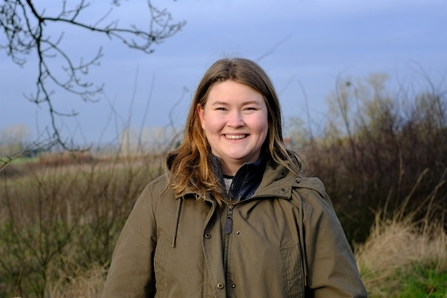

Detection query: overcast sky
xmin=1 ymin=0 xmax=446 ymax=145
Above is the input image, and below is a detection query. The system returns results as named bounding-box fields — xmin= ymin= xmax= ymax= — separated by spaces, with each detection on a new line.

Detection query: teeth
xmin=226 ymin=135 xmax=246 ymax=140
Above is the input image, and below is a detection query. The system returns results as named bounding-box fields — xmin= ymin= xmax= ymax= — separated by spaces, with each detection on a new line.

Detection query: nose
xmin=227 ymin=111 xmax=244 ymax=127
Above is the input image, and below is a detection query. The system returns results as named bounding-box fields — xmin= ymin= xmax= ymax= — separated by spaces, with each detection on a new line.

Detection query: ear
xmin=197 ymin=104 xmax=206 ymax=129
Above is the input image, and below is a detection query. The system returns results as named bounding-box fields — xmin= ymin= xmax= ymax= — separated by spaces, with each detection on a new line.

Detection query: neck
xmin=220 ymin=162 xmax=241 ymax=176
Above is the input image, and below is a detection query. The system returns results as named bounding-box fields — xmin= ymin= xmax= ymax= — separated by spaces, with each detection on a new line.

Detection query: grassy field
xmin=0 ymin=155 xmax=164 ymax=297
xmin=1 ymin=155 xmax=446 ymax=297
xmin=8 ymin=156 xmax=40 ymax=165
xmin=357 ymin=213 xmax=447 ymax=297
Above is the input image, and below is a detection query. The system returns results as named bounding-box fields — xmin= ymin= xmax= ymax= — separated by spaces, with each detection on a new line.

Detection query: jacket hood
xmin=253 ymin=157 xmax=326 ymax=201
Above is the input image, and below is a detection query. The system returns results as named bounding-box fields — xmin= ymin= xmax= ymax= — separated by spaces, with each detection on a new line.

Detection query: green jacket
xmin=103 ymin=159 xmax=367 ymax=297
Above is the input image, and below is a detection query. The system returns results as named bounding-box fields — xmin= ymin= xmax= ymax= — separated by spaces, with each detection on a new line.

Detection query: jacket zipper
xmin=223 ymin=204 xmax=234 ymax=290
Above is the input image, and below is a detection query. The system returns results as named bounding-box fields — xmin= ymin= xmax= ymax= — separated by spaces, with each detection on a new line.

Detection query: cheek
xmin=204 ymin=115 xmax=225 ymax=132
xmin=255 ymin=114 xmax=269 ymax=135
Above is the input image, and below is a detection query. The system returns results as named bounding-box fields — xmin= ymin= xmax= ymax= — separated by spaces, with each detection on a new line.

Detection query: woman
xmin=102 ymin=58 xmax=367 ymax=297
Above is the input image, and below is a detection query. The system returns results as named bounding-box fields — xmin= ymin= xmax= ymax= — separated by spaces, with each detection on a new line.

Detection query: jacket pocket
xmin=281 ymin=243 xmax=304 ymax=298
xmin=154 ymin=234 xmax=171 ymax=296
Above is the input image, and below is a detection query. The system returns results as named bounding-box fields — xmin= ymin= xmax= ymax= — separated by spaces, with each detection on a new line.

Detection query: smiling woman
xmin=102 ymin=58 xmax=367 ymax=297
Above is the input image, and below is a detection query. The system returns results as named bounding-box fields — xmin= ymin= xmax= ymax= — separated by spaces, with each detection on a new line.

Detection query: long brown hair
xmin=166 ymin=58 xmax=304 ymax=205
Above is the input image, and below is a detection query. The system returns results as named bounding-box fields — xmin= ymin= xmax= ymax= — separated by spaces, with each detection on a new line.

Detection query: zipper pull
xmin=224 ymin=206 xmax=233 ymax=235
xmin=224 ymin=217 xmax=233 ymax=235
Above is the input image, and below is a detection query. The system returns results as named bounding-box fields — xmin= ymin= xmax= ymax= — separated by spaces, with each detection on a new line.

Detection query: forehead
xmin=206 ymin=80 xmax=265 ymax=104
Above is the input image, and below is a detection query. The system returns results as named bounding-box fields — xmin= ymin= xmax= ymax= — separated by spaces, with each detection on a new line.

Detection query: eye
xmin=244 ymin=106 xmax=258 ymax=111
xmin=215 ymin=107 xmax=227 ymax=111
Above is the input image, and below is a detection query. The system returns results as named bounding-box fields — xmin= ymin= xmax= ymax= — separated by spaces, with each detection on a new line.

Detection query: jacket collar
xmin=210 ymin=153 xmax=268 ymax=202
xmin=174 ymin=152 xmax=324 ymax=202
xmin=174 ymin=153 xmax=267 ymax=202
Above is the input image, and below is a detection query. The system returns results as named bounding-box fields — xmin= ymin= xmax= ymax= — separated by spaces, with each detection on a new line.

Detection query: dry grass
xmin=0 ymin=154 xmax=164 ymax=297
xmin=46 ymin=264 xmax=105 ymax=298
xmin=356 ymin=211 xmax=447 ymax=297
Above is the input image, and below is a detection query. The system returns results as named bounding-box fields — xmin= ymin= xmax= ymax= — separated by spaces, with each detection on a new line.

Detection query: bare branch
xmin=0 ymin=0 xmax=186 ymax=150
xmin=0 ymin=136 xmax=58 ymax=172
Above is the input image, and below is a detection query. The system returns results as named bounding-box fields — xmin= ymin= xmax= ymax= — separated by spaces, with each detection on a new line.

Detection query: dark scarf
xmin=210 ymin=153 xmax=267 ymax=202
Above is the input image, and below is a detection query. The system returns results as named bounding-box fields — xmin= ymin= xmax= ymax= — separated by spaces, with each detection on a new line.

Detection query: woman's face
xmin=198 ymin=80 xmax=268 ymax=175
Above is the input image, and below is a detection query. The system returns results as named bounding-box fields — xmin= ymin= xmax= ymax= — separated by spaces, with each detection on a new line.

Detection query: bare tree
xmin=0 ymin=0 xmax=185 ymax=149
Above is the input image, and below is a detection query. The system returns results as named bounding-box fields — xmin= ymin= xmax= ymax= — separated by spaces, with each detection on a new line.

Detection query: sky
xmin=1 ymin=0 xmax=446 ymax=146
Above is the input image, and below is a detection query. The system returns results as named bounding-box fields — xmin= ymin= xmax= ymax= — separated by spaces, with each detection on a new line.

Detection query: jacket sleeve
xmin=299 ymin=178 xmax=367 ymax=298
xmin=102 ymin=184 xmax=157 ymax=298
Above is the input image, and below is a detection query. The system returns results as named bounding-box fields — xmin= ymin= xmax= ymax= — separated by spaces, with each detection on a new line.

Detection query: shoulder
xmin=146 ymin=174 xmax=169 ymax=192
xmin=289 ymin=176 xmax=336 ymax=212
xmin=293 ymin=177 xmax=326 ymax=198
xmin=135 ymin=174 xmax=176 ymax=208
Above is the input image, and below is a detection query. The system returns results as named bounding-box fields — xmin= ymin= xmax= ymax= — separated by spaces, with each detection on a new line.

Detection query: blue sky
xmin=1 ymin=0 xmax=446 ymax=145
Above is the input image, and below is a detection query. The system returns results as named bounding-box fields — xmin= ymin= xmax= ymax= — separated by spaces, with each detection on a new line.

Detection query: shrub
xmin=0 ymin=154 xmax=164 ymax=297
xmin=301 ymin=73 xmax=447 ymax=244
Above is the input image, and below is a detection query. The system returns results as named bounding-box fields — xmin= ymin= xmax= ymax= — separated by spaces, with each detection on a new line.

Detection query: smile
xmin=225 ymin=134 xmax=247 ymax=140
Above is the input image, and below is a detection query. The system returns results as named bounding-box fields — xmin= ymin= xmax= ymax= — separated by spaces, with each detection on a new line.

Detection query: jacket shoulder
xmin=292 ymin=177 xmax=326 ymax=198
xmin=137 ymin=174 xmax=175 ymax=206
xmin=146 ymin=174 xmax=169 ymax=191
xmin=288 ymin=176 xmax=336 ymax=211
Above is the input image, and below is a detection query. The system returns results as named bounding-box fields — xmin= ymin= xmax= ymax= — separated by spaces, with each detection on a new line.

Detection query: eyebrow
xmin=210 ymin=100 xmax=262 ymax=106
xmin=210 ymin=101 xmax=229 ymax=106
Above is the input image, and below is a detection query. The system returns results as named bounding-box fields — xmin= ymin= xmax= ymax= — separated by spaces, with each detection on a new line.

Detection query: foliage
xmin=0 ymin=154 xmax=164 ymax=297
xmin=300 ymin=73 xmax=447 ymax=244
xmin=397 ymin=266 xmax=447 ymax=298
